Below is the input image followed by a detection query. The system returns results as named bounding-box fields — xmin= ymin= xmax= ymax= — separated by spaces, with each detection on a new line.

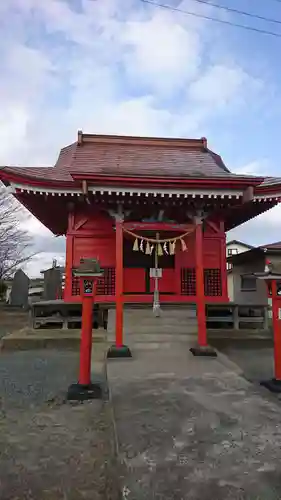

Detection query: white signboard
xmin=279 ymin=308 xmax=281 ymax=320
xmin=150 ymin=268 xmax=162 ymax=278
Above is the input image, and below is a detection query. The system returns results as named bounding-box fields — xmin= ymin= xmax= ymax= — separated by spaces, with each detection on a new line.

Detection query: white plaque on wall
xmin=150 ymin=268 xmax=162 ymax=278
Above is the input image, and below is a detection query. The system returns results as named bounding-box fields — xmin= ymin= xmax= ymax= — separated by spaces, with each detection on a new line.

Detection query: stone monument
xmin=10 ymin=269 xmax=29 ymax=307
xmin=42 ymin=265 xmax=63 ymax=300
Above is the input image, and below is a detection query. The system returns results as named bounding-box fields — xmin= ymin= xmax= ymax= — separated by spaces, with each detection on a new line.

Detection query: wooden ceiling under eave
xmin=15 ymin=192 xmax=71 ymax=235
xmin=222 ymin=198 xmax=278 ymax=231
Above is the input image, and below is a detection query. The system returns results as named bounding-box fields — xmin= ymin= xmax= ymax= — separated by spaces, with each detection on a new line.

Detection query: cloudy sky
xmin=1 ymin=0 xmax=281 ymax=277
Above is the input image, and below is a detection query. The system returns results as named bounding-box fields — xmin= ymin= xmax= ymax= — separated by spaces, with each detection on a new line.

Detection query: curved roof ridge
xmin=54 ymin=142 xmax=77 ymax=170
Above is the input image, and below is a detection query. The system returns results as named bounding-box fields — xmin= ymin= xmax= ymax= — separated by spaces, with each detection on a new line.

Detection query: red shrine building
xmin=1 ymin=131 xmax=281 ymax=348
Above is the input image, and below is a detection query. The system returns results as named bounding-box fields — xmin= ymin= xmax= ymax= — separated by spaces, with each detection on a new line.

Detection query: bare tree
xmin=0 ymin=186 xmax=37 ymax=279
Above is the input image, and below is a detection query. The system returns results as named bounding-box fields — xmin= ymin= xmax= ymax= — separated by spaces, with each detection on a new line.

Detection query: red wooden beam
xmin=123 ymin=222 xmax=193 ymax=232
xmin=205 ymin=220 xmax=220 ymax=233
xmin=74 ymin=217 xmax=89 ymax=231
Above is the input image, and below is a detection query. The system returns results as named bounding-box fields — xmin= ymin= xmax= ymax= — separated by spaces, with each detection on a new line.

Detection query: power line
xmin=140 ymin=0 xmax=281 ymax=38
xmin=188 ymin=0 xmax=281 ymax=26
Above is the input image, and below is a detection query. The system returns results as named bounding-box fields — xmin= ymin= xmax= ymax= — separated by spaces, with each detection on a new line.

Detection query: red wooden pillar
xmin=175 ymin=244 xmax=182 ymax=296
xmin=220 ymin=222 xmax=228 ymax=301
xmin=64 ymin=235 xmax=73 ymax=300
xmin=64 ymin=213 xmax=74 ymax=301
xmin=107 ymin=218 xmax=132 ymax=358
xmin=115 ymin=219 xmax=124 ymax=347
xmin=195 ymin=222 xmax=207 ymax=347
xmin=190 ymin=220 xmax=216 ymax=356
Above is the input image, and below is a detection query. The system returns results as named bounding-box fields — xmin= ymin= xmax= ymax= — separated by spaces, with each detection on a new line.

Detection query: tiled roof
xmin=69 ymin=142 xmax=235 ymax=179
xmin=1 ymin=166 xmax=69 ymax=182
xmin=0 ymin=133 xmax=244 ymax=184
xmin=0 ymin=132 xmax=272 ymax=186
xmin=259 ymin=177 xmax=281 ymax=187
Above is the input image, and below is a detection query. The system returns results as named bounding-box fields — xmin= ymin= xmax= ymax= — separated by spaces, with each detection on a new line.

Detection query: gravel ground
xmin=0 ymin=308 xmax=28 ymax=339
xmin=0 ymin=350 xmax=118 ymax=500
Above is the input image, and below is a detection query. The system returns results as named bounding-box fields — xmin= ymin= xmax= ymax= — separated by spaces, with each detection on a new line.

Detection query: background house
xmin=226 ymin=240 xmax=254 ymax=300
xmin=227 ymin=242 xmax=281 ymax=309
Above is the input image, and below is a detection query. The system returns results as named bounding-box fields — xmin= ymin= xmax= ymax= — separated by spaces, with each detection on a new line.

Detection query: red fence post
xmin=260 ymin=277 xmax=281 ymax=393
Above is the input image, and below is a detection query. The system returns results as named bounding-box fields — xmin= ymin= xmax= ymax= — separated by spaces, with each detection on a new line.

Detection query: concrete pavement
xmin=107 ymin=344 xmax=281 ymax=500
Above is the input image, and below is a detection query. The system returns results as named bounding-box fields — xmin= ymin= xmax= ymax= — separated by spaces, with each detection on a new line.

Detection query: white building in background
xmin=226 ymin=239 xmax=254 ymax=301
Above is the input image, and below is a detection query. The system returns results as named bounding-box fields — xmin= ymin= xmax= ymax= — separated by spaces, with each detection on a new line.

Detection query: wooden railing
xmin=206 ymin=304 xmax=269 ymax=331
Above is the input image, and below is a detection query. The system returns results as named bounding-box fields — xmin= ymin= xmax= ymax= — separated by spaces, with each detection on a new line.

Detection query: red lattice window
xmin=72 ymin=276 xmax=80 ymax=296
xmin=96 ymin=268 xmax=115 ymax=295
xmin=71 ymin=267 xmax=116 ymax=296
xmin=204 ymin=268 xmax=222 ymax=296
xmin=181 ymin=268 xmax=196 ymax=295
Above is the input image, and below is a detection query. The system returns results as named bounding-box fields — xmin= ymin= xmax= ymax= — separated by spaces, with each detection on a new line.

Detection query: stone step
xmin=108 ymin=325 xmax=198 ymax=335
xmin=122 ymin=317 xmax=197 ymax=325
xmin=107 ymin=308 xmax=198 ymax=336
xmin=126 ymin=342 xmax=195 ymax=350
xmin=122 ymin=318 xmax=198 ymax=327
xmin=123 ymin=303 xmax=196 ymax=310
xmin=122 ymin=327 xmax=197 ymax=335
xmin=123 ymin=309 xmax=197 ymax=317
xmin=107 ymin=333 xmax=197 ymax=343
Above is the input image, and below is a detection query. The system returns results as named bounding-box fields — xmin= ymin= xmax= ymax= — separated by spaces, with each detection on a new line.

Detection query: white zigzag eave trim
xmin=11 ymin=182 xmax=280 ymax=202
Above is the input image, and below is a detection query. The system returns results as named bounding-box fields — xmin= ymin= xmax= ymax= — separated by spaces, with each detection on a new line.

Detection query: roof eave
xmin=0 ymin=169 xmax=75 ymax=189
xmin=257 ymin=184 xmax=281 ymax=194
xmin=71 ymin=172 xmax=265 ymax=189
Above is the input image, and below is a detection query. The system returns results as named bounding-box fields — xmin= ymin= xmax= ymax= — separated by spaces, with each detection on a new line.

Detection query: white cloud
xmin=228 ymin=158 xmax=281 ymax=245
xmin=121 ymin=10 xmax=201 ymax=94
xmin=232 ymin=160 xmax=267 ymax=176
xmin=0 ymin=0 xmax=266 ymax=166
xmin=227 ymin=202 xmax=281 ymax=247
xmin=188 ymin=65 xmax=263 ymax=111
xmin=23 ymin=252 xmax=65 ymax=278
xmin=20 ymin=217 xmax=52 ymax=237
xmin=252 ymin=204 xmax=281 ymax=228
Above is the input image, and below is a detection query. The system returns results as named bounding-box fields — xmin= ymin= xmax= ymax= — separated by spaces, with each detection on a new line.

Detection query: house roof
xmin=226 ymin=239 xmax=254 ymax=249
xmin=40 ymin=266 xmax=65 ymax=274
xmin=260 ymin=241 xmax=281 ymax=250
xmin=227 ymin=247 xmax=265 ymax=264
xmin=228 ymin=241 xmax=281 ymax=265
xmin=0 ymin=132 xmax=266 ymax=185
